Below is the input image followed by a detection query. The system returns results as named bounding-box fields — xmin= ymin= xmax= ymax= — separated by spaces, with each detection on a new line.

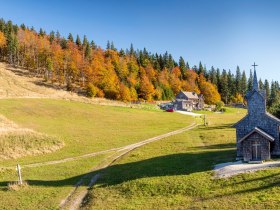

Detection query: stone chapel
xmin=234 ymin=68 xmax=280 ymax=162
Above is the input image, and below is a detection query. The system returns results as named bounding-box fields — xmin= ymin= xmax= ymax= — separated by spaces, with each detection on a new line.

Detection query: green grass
xmin=81 ymin=107 xmax=280 ymax=209
xmin=0 ymin=98 xmax=194 ymax=166
xmin=0 ymin=98 xmax=194 ymax=209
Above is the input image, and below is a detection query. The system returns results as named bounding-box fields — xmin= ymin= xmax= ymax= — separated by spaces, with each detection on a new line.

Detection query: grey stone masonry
xmin=234 ymin=70 xmax=280 ymax=161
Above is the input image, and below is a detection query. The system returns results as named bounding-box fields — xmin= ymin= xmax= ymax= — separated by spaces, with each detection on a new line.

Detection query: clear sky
xmin=1 ymin=0 xmax=280 ymax=81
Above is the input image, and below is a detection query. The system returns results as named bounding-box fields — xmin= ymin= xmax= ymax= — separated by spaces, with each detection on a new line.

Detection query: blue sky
xmin=1 ymin=0 xmax=280 ymax=81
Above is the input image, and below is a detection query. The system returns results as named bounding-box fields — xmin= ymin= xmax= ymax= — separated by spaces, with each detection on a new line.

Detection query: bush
xmin=215 ymin=101 xmax=225 ymax=112
xmin=86 ymin=83 xmax=98 ymax=98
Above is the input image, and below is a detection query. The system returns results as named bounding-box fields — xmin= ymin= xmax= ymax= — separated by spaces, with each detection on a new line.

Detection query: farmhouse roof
xmin=238 ymin=127 xmax=275 ymax=143
xmin=181 ymin=91 xmax=199 ymax=99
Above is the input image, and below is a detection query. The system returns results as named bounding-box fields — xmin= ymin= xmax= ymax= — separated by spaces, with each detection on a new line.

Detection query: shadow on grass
xmin=200 ymin=124 xmax=234 ymax=131
xmin=0 ymin=149 xmax=235 ymax=188
xmin=190 ymin=143 xmax=236 ymax=150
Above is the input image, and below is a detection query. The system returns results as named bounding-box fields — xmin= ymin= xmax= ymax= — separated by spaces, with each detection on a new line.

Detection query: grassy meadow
xmin=81 ymin=107 xmax=280 ymax=209
xmin=0 ymin=98 xmax=194 ymax=166
xmin=0 ymin=98 xmax=194 ymax=209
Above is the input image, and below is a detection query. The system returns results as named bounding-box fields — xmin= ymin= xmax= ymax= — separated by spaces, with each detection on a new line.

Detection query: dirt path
xmin=59 ymin=122 xmax=198 ymax=210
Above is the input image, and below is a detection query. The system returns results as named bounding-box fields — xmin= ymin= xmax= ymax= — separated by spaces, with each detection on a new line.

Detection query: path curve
xmin=60 ymin=122 xmax=198 ymax=210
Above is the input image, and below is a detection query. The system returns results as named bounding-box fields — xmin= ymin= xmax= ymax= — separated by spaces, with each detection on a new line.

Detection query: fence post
xmin=16 ymin=164 xmax=23 ymax=185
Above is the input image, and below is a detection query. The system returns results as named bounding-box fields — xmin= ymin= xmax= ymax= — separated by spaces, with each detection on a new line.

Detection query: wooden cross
xmin=252 ymin=62 xmax=258 ymax=71
xmin=252 ymin=142 xmax=261 ymax=160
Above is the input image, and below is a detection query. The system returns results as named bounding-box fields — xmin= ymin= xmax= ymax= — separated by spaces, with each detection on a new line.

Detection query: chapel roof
xmin=238 ymin=127 xmax=275 ymax=143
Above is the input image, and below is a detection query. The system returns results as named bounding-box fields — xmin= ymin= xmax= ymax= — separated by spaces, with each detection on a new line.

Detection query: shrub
xmin=86 ymin=83 xmax=98 ymax=98
xmin=215 ymin=101 xmax=225 ymax=112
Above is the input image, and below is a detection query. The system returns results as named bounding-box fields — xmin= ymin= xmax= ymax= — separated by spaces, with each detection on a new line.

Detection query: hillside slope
xmin=0 ymin=62 xmax=133 ymax=107
xmin=0 ymin=63 xmax=73 ymax=98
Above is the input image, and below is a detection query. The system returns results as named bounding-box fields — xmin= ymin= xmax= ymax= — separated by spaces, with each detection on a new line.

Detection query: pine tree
xmin=0 ymin=18 xmax=5 ymax=32
xmin=220 ymin=69 xmax=229 ymax=103
xmin=60 ymin=38 xmax=67 ymax=49
xmin=129 ymin=43 xmax=135 ymax=56
xmin=83 ymin=35 xmax=88 ymax=48
xmin=167 ymin=54 xmax=174 ymax=70
xmin=186 ymin=62 xmax=190 ymax=70
xmin=84 ymin=43 xmax=91 ymax=59
xmin=76 ymin=35 xmax=81 ymax=47
xmin=39 ymin=28 xmax=45 ymax=37
xmin=241 ymin=70 xmax=247 ymax=96
xmin=259 ymin=79 xmax=264 ymax=90
xmin=216 ymin=68 xmax=221 ymax=93
xmin=68 ymin=33 xmax=74 ymax=42
xmin=20 ymin=24 xmax=26 ymax=30
xmin=268 ymin=81 xmax=279 ymax=107
xmin=247 ymin=69 xmax=253 ymax=91
xmin=106 ymin=40 xmax=110 ymax=50
xmin=209 ymin=66 xmax=218 ymax=87
xmin=178 ymin=56 xmax=186 ymax=78
xmin=198 ymin=61 xmax=204 ymax=75
xmin=119 ymin=48 xmax=125 ymax=57
xmin=264 ymin=79 xmax=270 ymax=100
xmin=55 ymin=31 xmax=60 ymax=41
xmin=235 ymin=66 xmax=242 ymax=94
xmin=227 ymin=70 xmax=235 ymax=101
xmin=90 ymin=40 xmax=96 ymax=49
xmin=49 ymin=31 xmax=55 ymax=43
xmin=110 ymin=41 xmax=116 ymax=50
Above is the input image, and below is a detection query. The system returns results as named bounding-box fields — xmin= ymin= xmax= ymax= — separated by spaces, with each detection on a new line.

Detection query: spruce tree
xmin=268 ymin=81 xmax=279 ymax=107
xmin=76 ymin=35 xmax=81 ymax=47
xmin=68 ymin=33 xmax=74 ymax=42
xmin=220 ymin=69 xmax=229 ymax=103
xmin=186 ymin=62 xmax=190 ymax=70
xmin=259 ymin=79 xmax=264 ymax=90
xmin=106 ymin=40 xmax=110 ymax=50
xmin=55 ymin=31 xmax=60 ymax=41
xmin=83 ymin=35 xmax=89 ymax=48
xmin=216 ymin=68 xmax=221 ymax=93
xmin=20 ymin=24 xmax=26 ymax=30
xmin=247 ymin=69 xmax=253 ymax=91
xmin=110 ymin=41 xmax=116 ymax=50
xmin=235 ymin=66 xmax=242 ymax=94
xmin=129 ymin=43 xmax=135 ymax=56
xmin=198 ymin=61 xmax=204 ymax=75
xmin=227 ymin=70 xmax=235 ymax=101
xmin=90 ymin=40 xmax=96 ymax=49
xmin=178 ymin=56 xmax=186 ymax=77
xmin=39 ymin=28 xmax=45 ymax=37
xmin=49 ymin=31 xmax=55 ymax=43
xmin=119 ymin=48 xmax=125 ymax=57
xmin=209 ymin=66 xmax=218 ymax=87
xmin=264 ymin=79 xmax=270 ymax=100
xmin=84 ymin=43 xmax=91 ymax=59
xmin=241 ymin=70 xmax=247 ymax=96
xmin=60 ymin=38 xmax=67 ymax=49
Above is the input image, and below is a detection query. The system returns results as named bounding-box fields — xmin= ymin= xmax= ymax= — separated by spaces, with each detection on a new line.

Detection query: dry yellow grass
xmin=0 ymin=62 xmax=147 ymax=108
xmin=0 ymin=114 xmax=63 ymax=159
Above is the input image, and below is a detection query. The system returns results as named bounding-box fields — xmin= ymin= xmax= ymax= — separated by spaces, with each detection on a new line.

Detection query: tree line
xmin=0 ymin=18 xmax=279 ymax=111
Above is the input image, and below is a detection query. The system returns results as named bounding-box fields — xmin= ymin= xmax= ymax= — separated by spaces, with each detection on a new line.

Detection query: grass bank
xmin=81 ymin=108 xmax=280 ymax=209
xmin=0 ymin=98 xmax=194 ymax=209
